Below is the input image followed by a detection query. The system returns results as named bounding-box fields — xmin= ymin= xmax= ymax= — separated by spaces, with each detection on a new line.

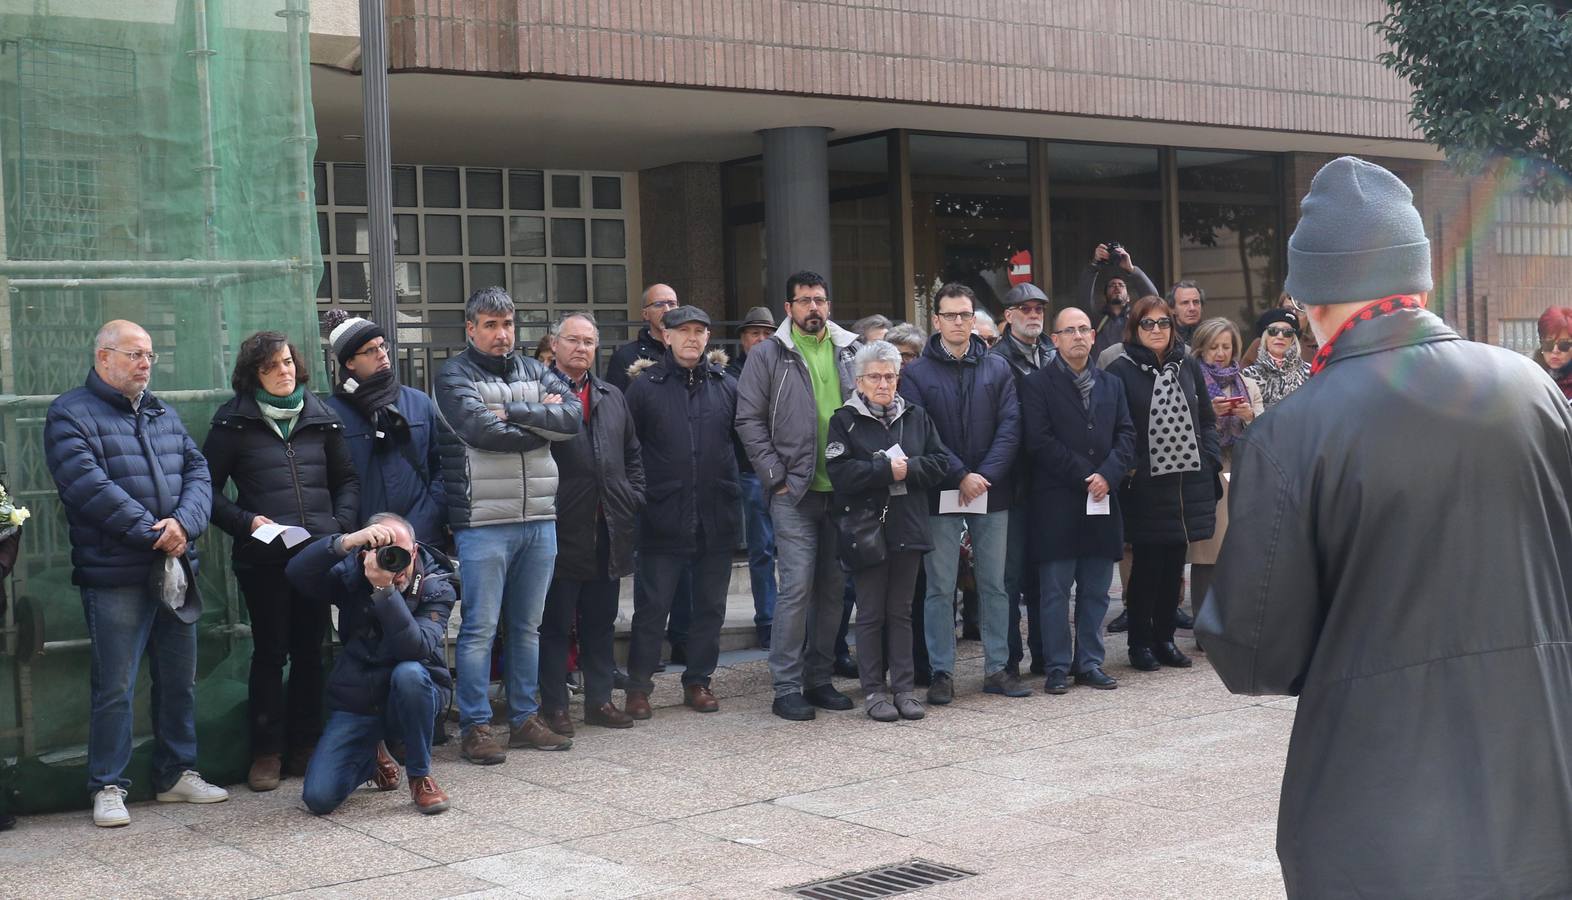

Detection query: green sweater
xmin=794 ymin=325 xmax=840 ymax=492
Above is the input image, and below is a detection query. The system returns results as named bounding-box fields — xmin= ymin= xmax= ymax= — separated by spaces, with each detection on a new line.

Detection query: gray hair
xmin=366 ymin=511 xmax=414 ymax=534
xmin=972 ymin=308 xmax=997 ymax=331
xmin=557 ymin=311 xmax=598 ymax=333
xmin=853 ymin=314 xmax=893 ymax=338
xmin=465 ymin=286 xmax=514 ymax=323
xmin=852 ymin=339 xmax=903 ymax=377
xmin=884 ymin=323 xmax=925 ymax=352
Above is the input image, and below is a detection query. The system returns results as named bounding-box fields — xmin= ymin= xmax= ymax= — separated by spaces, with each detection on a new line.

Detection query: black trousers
xmin=627 ymin=539 xmax=731 ymax=694
xmin=238 ymin=565 xmax=328 ymax=756
xmin=1126 ymin=543 xmax=1188 ymax=650
xmin=853 ymin=551 xmax=922 ymax=696
xmin=1007 ymin=564 xmax=1044 ymax=668
xmin=910 ymin=565 xmax=930 ymax=676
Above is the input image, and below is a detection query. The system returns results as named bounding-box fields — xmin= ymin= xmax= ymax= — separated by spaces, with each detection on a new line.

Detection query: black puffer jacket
xmin=549 ymin=369 xmax=645 ymax=581
xmin=825 ymin=394 xmax=951 ymax=560
xmin=624 ymin=350 xmax=741 ymax=556
xmin=204 ymin=391 xmax=359 ymax=569
xmin=1105 ymin=343 xmax=1220 ymax=546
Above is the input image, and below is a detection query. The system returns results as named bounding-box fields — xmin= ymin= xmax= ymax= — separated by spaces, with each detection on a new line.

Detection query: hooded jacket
xmin=433 ymin=344 xmax=581 ymax=529
xmin=625 ymin=349 xmax=741 ymax=555
xmin=549 ymin=368 xmax=645 ymax=581
xmin=204 ymin=390 xmax=360 ymax=569
xmin=897 ymin=333 xmax=1020 ymax=514
xmin=44 ymin=370 xmax=212 ymax=587
xmin=1196 ymin=307 xmax=1572 ymax=898
xmin=286 ymin=535 xmax=456 ymax=717
xmin=734 ymin=318 xmax=860 ymax=503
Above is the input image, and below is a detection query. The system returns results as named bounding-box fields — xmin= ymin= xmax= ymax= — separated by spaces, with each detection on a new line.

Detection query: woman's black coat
xmin=205 ymin=390 xmax=360 ymax=569
xmin=1104 ymin=344 xmax=1220 ymax=546
xmin=825 ymin=394 xmax=951 ymax=558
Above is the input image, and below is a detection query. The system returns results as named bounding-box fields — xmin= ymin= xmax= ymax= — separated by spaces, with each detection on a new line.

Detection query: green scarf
xmin=255 ymin=386 xmax=305 ymax=440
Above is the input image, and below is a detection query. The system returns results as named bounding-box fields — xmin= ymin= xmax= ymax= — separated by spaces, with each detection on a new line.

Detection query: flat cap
xmin=662 ymin=305 xmax=711 ymax=330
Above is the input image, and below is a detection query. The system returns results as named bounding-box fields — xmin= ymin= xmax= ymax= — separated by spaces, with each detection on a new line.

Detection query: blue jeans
xmin=1037 ymin=558 xmax=1115 ymax=674
xmin=924 ymin=511 xmax=1010 ymax=676
xmin=454 ymin=521 xmax=557 ymax=730
xmin=768 ymin=491 xmax=844 ymax=697
xmin=81 ymin=584 xmax=198 ymax=794
xmin=302 ymin=661 xmax=446 ymax=815
xmin=739 ymin=470 xmax=777 ymax=631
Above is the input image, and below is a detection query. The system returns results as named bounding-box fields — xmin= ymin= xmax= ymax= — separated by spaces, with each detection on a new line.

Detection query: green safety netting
xmin=0 ymin=0 xmax=321 ymax=812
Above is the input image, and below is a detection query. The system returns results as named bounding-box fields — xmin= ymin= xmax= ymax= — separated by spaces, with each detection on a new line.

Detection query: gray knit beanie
xmin=1285 ymin=156 xmax=1432 ymax=305
xmin=323 ymin=308 xmax=385 ymax=365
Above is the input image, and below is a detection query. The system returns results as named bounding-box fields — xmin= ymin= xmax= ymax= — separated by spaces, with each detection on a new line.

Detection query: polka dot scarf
xmin=1309 ymin=295 xmax=1424 ymax=376
xmin=1131 ymin=349 xmax=1202 ymax=478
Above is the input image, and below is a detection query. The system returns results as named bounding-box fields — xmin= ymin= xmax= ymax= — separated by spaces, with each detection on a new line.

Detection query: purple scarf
xmin=1201 ymin=360 xmax=1249 ymax=448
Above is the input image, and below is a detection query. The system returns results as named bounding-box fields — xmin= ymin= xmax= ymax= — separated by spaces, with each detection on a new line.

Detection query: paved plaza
xmin=3 ymin=620 xmax=1293 ymax=900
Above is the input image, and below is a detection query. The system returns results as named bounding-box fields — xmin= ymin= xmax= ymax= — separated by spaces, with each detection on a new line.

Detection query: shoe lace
xmin=100 ymin=786 xmax=127 ymax=808
xmin=177 ymin=770 xmax=210 ymax=788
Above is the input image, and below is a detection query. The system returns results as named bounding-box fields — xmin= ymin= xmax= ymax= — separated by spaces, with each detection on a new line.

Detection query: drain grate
xmin=788 ymin=859 xmax=977 ymax=899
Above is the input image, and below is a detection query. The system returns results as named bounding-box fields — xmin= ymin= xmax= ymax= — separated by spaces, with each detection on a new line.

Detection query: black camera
xmin=1100 ymin=241 xmax=1124 ymax=266
xmin=374 ymin=544 xmax=411 ymax=573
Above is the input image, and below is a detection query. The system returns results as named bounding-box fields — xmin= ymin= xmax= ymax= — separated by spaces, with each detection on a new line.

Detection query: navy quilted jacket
xmin=44 ymin=370 xmax=213 ymax=587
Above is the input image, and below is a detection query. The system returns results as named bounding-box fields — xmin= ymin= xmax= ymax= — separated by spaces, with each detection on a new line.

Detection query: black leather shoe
xmin=804 ymin=684 xmax=854 ymax=711
xmin=772 ymin=692 xmax=817 ymax=721
xmin=1107 ymin=610 xmax=1129 ymax=633
xmin=1173 ymin=608 xmax=1196 ymax=630
xmin=1128 ymin=647 xmax=1160 ymax=671
xmin=1153 ymin=642 xmax=1193 ymax=668
xmin=1043 ymin=670 xmax=1069 ymax=695
xmin=833 ymin=654 xmax=859 ymax=679
xmin=1073 ymin=666 xmax=1119 ymax=689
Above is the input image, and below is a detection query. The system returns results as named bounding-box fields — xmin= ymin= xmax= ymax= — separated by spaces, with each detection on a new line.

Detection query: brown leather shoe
xmin=624 ymin=691 xmax=653 ymax=720
xmin=460 ymin=724 xmax=507 ymax=765
xmin=247 ymin=753 xmax=282 ymax=792
xmin=371 ymin=742 xmax=401 ymax=791
xmin=509 ymin=714 xmax=573 ymax=751
xmin=584 ymin=701 xmax=634 ymax=729
xmin=409 ymin=775 xmax=450 ymax=815
xmin=543 ymin=708 xmax=576 ymax=737
xmin=684 ymin=683 xmax=719 ymax=713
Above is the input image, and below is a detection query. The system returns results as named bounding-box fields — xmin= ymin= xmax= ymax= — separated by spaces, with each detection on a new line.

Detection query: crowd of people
xmin=38 ymin=159 xmax=1572 ymax=887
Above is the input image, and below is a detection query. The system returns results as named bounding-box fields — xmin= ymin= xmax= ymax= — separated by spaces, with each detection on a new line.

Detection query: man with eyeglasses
xmin=991 ymin=283 xmax=1056 ymax=678
xmin=606 ymin=283 xmax=680 ymax=391
xmin=323 ymin=311 xmax=447 ymax=544
xmin=899 ymin=283 xmax=1029 ymax=702
xmin=46 ymin=320 xmax=228 ymax=826
xmin=735 ymin=271 xmax=862 ymax=721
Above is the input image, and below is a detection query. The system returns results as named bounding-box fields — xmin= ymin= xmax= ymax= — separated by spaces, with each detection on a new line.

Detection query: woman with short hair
xmin=205 ymin=331 xmax=359 ymax=792
xmin=826 ymin=341 xmax=951 ymax=722
xmin=1536 ymin=306 xmax=1572 ymax=403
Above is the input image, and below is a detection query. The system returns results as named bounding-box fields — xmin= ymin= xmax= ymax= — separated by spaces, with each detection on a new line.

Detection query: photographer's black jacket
xmin=286 ymin=535 xmax=456 ymax=716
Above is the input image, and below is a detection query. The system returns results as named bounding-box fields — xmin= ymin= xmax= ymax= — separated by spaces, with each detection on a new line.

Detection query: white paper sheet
xmin=938 ymin=489 xmax=987 ymax=514
xmin=1086 ymin=493 xmax=1111 ymax=516
xmin=884 ymin=443 xmax=907 ymax=461
xmin=251 ymin=522 xmax=312 ymax=548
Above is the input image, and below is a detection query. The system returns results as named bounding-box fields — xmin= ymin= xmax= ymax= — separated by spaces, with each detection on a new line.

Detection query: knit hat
xmin=1285 ymin=156 xmax=1432 ymax=305
xmin=1254 ymin=308 xmax=1303 ymax=338
xmin=323 ymin=308 xmax=385 ymax=365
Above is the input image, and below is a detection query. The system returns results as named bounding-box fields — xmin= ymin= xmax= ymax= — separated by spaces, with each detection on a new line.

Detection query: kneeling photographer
xmin=286 ymin=513 xmax=457 ymax=816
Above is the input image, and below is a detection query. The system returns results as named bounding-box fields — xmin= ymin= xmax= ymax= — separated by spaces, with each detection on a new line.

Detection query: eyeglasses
xmin=556 ymin=336 xmax=597 ymax=349
xmin=643 ymin=299 xmax=678 ymax=310
xmin=935 ymin=311 xmax=975 ymax=323
xmin=790 ymin=296 xmax=830 ymax=307
xmin=857 ymin=373 xmax=898 ymax=384
xmin=353 ymin=340 xmax=388 ymax=359
xmin=1286 ymin=296 xmax=1306 ymax=312
xmin=1138 ymin=317 xmax=1173 ymax=332
xmin=1264 ymin=326 xmax=1298 ymax=338
xmin=899 ymin=350 xmax=919 ymax=361
xmin=1053 ymin=325 xmax=1095 ymax=336
xmin=1015 ymin=304 xmax=1047 ymax=316
xmin=103 ymin=346 xmax=159 ymax=365
xmin=1543 ymin=340 xmax=1572 ymax=354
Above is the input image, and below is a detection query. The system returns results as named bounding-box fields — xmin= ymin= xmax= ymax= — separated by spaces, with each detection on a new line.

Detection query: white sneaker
xmin=93 ymin=785 xmax=130 ymax=827
xmin=155 ymin=770 xmax=229 ymax=804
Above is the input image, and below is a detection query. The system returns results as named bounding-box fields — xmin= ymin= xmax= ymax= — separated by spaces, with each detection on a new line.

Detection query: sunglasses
xmin=1138 ymin=317 xmax=1173 ymax=332
xmin=1543 ymin=340 xmax=1572 ymax=354
xmin=1264 ymin=326 xmax=1298 ymax=338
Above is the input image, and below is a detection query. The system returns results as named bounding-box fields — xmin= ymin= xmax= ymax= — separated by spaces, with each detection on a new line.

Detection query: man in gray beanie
xmin=1197 ymin=156 xmax=1572 ymax=897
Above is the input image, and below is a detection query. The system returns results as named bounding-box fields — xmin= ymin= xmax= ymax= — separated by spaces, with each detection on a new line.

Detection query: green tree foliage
xmin=1374 ymin=1 xmax=1572 ymax=201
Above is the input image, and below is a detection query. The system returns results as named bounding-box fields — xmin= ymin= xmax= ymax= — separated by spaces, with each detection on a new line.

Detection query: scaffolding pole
xmin=359 ymin=0 xmax=397 ymax=357
xmin=0 ymin=259 xmax=301 ymax=276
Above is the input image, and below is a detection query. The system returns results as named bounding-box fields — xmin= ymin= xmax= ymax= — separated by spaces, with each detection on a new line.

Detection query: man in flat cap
xmin=1198 ymin=156 xmax=1572 ymax=897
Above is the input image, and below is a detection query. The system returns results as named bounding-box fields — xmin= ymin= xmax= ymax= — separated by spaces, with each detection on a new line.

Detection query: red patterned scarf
xmin=1309 ymin=295 xmax=1425 ymax=377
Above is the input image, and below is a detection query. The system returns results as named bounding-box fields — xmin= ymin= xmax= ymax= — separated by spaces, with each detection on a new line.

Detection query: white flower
xmin=7 ymin=506 xmax=29 ymax=527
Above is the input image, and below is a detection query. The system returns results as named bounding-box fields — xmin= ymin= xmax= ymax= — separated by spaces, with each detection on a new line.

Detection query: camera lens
xmin=375 ymin=544 xmax=411 ymax=572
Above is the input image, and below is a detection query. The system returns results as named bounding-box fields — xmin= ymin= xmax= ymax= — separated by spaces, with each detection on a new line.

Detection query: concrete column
xmin=761 ymin=126 xmax=831 ymax=305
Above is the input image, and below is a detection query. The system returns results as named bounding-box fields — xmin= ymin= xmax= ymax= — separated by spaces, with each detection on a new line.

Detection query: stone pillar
xmin=637 ymin=162 xmax=724 ymax=318
xmin=761 ymin=126 xmax=831 ymax=304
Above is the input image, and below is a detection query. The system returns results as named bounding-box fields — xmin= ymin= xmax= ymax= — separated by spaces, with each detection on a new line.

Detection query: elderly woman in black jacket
xmin=826 ymin=341 xmax=951 ymax=722
xmin=1105 ymin=297 xmax=1220 ymax=672
xmin=204 ymin=331 xmax=358 ymax=792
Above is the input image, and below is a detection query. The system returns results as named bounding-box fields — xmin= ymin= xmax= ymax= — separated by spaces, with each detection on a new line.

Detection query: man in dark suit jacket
xmin=1019 ymin=307 xmax=1135 ymax=695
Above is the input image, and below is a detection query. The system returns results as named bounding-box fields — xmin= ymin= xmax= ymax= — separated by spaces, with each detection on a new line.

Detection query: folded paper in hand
xmin=252 ymin=522 xmax=312 ymax=548
xmin=938 ymin=489 xmax=986 ymax=514
xmin=1086 ymin=493 xmax=1111 ymax=516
